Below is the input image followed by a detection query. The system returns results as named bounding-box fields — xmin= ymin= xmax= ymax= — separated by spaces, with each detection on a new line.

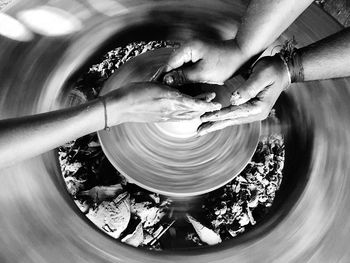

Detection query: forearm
xmin=299 ymin=27 xmax=350 ymax=81
xmin=0 ymin=99 xmax=105 ymax=169
xmin=236 ymin=0 xmax=313 ymax=58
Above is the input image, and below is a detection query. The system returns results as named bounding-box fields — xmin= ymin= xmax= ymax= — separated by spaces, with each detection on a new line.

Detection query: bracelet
xmin=99 ymin=96 xmax=110 ymax=131
xmin=278 ymin=38 xmax=304 ymax=83
xmin=277 ymin=53 xmax=292 ymax=88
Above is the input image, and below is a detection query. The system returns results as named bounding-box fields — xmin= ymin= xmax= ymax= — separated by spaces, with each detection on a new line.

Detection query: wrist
xmin=81 ymin=98 xmax=106 ymax=133
xmin=276 ymin=54 xmax=292 ymax=88
xmin=278 ymin=40 xmax=304 ymax=83
xmin=101 ymin=89 xmax=127 ymax=128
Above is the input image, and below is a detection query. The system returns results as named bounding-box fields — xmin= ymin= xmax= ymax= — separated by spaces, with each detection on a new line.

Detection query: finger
xmin=200 ymin=101 xmax=260 ymax=122
xmin=163 ymin=69 xmax=187 ymax=86
xmin=230 ymin=72 xmax=270 ymax=106
xmin=197 ymin=113 xmax=262 ymax=136
xmin=163 ymin=64 xmax=201 ymax=86
xmin=197 ymin=120 xmax=235 ymax=136
xmin=197 ymin=119 xmax=244 ymax=136
xmin=175 ymin=96 xmax=222 ymax=112
xmin=164 ymin=42 xmax=202 ymax=72
xmin=195 ymin=92 xmax=216 ymax=102
xmin=171 ymin=111 xmax=202 ymax=120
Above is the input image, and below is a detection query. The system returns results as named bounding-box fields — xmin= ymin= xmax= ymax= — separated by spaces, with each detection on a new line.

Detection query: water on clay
xmin=58 ymin=41 xmax=285 ymax=250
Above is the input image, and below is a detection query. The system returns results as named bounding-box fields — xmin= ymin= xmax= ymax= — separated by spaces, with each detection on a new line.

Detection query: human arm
xmin=162 ymin=0 xmax=314 ymax=85
xmin=0 ymin=82 xmax=221 ymax=168
xmin=198 ymin=27 xmax=350 ymax=135
xmin=299 ymin=27 xmax=350 ymax=81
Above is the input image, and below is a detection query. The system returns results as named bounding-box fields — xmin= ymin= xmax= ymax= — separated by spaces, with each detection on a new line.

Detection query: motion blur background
xmin=1 ymin=0 xmax=350 ymax=262
xmin=2 ymin=1 xmax=350 ymax=26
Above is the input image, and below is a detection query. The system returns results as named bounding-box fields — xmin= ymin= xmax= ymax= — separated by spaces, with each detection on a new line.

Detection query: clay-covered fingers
xmin=168 ymin=94 xmax=221 ymax=113
xmin=230 ymin=69 xmax=272 ymax=106
xmin=198 ymin=101 xmax=268 ymax=136
xmin=197 ymin=117 xmax=256 ymax=136
xmin=163 ymin=69 xmax=187 ymax=86
xmin=163 ymin=41 xmax=205 ymax=86
xmin=155 ymin=92 xmax=221 ymax=122
xmin=163 ymin=64 xmax=203 ymax=86
xmin=115 ymin=82 xmax=221 ymax=124
xmin=164 ymin=41 xmax=203 ymax=72
xmin=230 ymin=55 xmax=290 ymax=106
xmin=201 ymin=101 xmax=265 ymax=122
xmin=166 ymin=111 xmax=204 ymax=121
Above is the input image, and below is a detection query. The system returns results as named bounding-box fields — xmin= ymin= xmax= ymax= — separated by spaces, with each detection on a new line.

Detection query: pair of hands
xmin=163 ymin=39 xmax=291 ymax=135
xmin=102 ymin=39 xmax=290 ymax=134
xmin=102 ymin=82 xmax=221 ymax=127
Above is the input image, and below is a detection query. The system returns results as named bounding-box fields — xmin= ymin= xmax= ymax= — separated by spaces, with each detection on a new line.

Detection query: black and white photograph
xmin=0 ymin=0 xmax=350 ymax=262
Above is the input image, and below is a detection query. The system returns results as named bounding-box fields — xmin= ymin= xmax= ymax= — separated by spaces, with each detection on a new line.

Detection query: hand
xmin=197 ymin=55 xmax=291 ymax=136
xmin=102 ymin=82 xmax=222 ymax=126
xmin=163 ymin=39 xmax=248 ymax=86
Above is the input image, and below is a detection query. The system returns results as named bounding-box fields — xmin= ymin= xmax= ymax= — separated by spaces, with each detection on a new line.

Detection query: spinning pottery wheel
xmin=98 ymin=48 xmax=260 ymax=197
xmin=1 ymin=0 xmax=350 ymax=262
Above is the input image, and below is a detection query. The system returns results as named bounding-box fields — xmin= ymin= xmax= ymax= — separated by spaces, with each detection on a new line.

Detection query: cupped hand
xmin=197 ymin=55 xmax=291 ymax=136
xmin=102 ymin=82 xmax=222 ymax=126
xmin=163 ymin=39 xmax=248 ymax=86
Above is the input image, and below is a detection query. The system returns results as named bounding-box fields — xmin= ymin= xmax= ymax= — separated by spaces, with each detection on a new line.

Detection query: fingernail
xmin=164 ymin=75 xmax=174 ymax=86
xmin=230 ymin=91 xmax=241 ymax=105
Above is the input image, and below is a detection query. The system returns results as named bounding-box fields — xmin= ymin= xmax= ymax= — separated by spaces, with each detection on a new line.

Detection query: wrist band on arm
xmin=277 ymin=53 xmax=292 ymax=87
xmin=278 ymin=38 xmax=304 ymax=83
xmin=99 ymin=96 xmax=110 ymax=131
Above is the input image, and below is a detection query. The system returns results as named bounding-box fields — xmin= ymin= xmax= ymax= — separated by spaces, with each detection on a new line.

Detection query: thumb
xmin=163 ymin=64 xmax=201 ymax=86
xmin=195 ymin=92 xmax=216 ymax=102
xmin=164 ymin=41 xmax=202 ymax=72
xmin=230 ymin=72 xmax=268 ymax=105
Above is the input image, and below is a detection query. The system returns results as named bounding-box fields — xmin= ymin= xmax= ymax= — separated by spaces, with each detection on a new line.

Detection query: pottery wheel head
xmin=98 ymin=48 xmax=260 ymax=197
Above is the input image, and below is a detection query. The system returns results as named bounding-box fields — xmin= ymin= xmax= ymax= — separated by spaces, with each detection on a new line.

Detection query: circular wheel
xmin=97 ymin=48 xmax=261 ymax=197
xmin=0 ymin=0 xmax=349 ymax=262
